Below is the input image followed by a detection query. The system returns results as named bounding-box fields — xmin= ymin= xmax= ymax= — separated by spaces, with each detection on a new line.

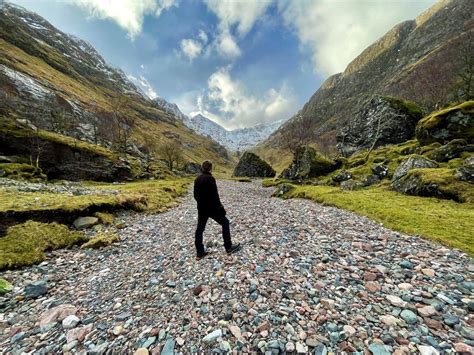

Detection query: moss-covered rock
xmin=233 ymin=152 xmax=275 ymax=178
xmin=280 ymin=146 xmax=338 ymax=180
xmin=0 ymin=221 xmax=87 ymax=270
xmin=0 ymin=162 xmax=46 ymax=180
xmin=416 ymin=101 xmax=474 ymax=145
xmin=424 ymin=141 xmax=466 ymax=162
xmin=0 ymin=278 xmax=13 ymax=294
xmin=391 ymin=168 xmax=473 ymax=203
xmin=94 ymin=212 xmax=115 ymax=225
xmin=392 ymin=156 xmax=439 ymax=181
xmin=81 ymin=232 xmax=120 ymax=249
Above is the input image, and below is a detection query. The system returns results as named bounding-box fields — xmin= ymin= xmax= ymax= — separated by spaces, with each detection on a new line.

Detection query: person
xmin=193 ymin=160 xmax=241 ymax=259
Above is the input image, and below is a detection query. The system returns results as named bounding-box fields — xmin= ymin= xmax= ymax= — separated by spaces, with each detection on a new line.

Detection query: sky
xmin=12 ymin=0 xmax=436 ymax=130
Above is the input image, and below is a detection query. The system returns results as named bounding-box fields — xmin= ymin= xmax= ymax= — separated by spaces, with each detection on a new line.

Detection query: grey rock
xmin=368 ymin=342 xmax=390 ymax=355
xmin=161 ymin=338 xmax=176 ymax=355
xmin=24 ymin=280 xmax=48 ymax=299
xmin=392 ymin=156 xmax=438 ymax=181
xmin=233 ymin=152 xmax=275 ymax=178
xmin=456 ymin=156 xmax=474 ymax=183
xmin=337 ymin=96 xmax=422 ymax=156
xmin=73 ymin=216 xmax=99 ymax=229
xmin=400 ymin=309 xmax=418 ymax=324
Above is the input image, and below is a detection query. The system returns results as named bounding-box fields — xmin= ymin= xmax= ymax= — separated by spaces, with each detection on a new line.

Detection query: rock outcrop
xmin=233 ymin=152 xmax=275 ymax=178
xmin=391 ymin=156 xmax=438 ymax=182
xmin=416 ymin=101 xmax=474 ymax=145
xmin=390 ymin=168 xmax=462 ymax=201
xmin=183 ymin=162 xmax=201 ymax=175
xmin=0 ymin=121 xmax=137 ymax=181
xmin=281 ymin=146 xmax=338 ymax=180
xmin=456 ymin=156 xmax=474 ymax=183
xmin=336 ymin=96 xmax=423 ymax=156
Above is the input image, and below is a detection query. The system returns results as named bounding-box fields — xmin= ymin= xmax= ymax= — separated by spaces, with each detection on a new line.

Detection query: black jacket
xmin=193 ymin=172 xmax=225 ymax=215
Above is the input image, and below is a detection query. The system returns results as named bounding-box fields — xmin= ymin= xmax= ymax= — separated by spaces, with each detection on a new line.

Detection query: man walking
xmin=193 ymin=160 xmax=241 ymax=259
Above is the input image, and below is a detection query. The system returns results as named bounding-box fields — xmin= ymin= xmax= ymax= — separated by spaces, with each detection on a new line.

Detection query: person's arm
xmin=211 ymin=176 xmax=226 ymax=213
xmin=193 ymin=178 xmax=198 ymax=201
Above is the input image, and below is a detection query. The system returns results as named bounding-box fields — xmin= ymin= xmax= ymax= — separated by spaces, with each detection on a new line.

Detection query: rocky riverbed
xmin=0 ymin=180 xmax=473 ymax=354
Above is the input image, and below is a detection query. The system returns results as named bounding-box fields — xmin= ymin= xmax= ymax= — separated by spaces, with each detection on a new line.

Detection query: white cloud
xmin=204 ymin=0 xmax=272 ymax=60
xmin=128 ymin=74 xmax=158 ymax=99
xmin=205 ymin=0 xmax=272 ymax=37
xmin=192 ymin=67 xmax=297 ymax=129
xmin=278 ymin=0 xmax=436 ymax=75
xmin=215 ymin=30 xmax=241 ymax=59
xmin=198 ymin=30 xmax=208 ymax=44
xmin=71 ymin=0 xmax=179 ymax=38
xmin=180 ymin=38 xmax=203 ymax=60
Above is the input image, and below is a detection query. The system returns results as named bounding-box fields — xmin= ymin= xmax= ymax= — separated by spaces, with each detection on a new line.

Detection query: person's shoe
xmin=226 ymin=243 xmax=242 ymax=255
xmin=196 ymin=250 xmax=209 ymax=260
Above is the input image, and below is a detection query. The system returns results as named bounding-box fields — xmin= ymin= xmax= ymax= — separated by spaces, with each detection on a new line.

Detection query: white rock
xmin=202 ymin=329 xmax=222 ymax=344
xmin=62 ymin=315 xmax=80 ymax=329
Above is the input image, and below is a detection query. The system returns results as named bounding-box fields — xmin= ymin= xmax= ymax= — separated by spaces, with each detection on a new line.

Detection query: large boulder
xmin=391 ymin=156 xmax=438 ymax=182
xmin=456 ymin=156 xmax=474 ymax=183
xmin=233 ymin=152 xmax=275 ymax=178
xmin=336 ymin=96 xmax=423 ymax=156
xmin=424 ymin=140 xmax=467 ymax=162
xmin=280 ymin=146 xmax=338 ymax=180
xmin=415 ymin=101 xmax=474 ymax=145
xmin=390 ymin=168 xmax=464 ymax=202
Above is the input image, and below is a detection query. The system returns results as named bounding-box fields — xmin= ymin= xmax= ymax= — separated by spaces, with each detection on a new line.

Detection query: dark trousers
xmin=195 ymin=211 xmax=232 ymax=254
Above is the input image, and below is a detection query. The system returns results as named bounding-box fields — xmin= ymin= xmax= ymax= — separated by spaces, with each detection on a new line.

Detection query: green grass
xmin=0 ymin=178 xmax=191 ymax=214
xmin=277 ymin=184 xmax=474 ymax=255
xmin=0 ymin=221 xmax=87 ymax=270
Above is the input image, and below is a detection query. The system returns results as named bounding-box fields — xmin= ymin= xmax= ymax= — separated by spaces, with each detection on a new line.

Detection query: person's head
xmin=202 ymin=160 xmax=212 ymax=173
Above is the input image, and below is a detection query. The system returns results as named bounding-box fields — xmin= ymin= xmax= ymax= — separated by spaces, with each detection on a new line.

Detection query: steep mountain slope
xmin=0 ymin=2 xmax=231 ymax=175
xmin=184 ymin=114 xmax=286 ymax=151
xmin=257 ymin=0 xmax=473 ymax=162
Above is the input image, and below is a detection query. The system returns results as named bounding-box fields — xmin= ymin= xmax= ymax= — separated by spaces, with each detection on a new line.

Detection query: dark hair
xmin=201 ymin=160 xmax=212 ymax=173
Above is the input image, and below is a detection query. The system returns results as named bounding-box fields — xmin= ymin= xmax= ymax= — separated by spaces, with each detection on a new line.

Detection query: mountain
xmin=0 ymin=1 xmax=231 ymax=178
xmin=149 ymin=96 xmax=287 ymax=151
xmin=184 ymin=114 xmax=286 ymax=151
xmin=256 ymin=0 xmax=473 ymax=163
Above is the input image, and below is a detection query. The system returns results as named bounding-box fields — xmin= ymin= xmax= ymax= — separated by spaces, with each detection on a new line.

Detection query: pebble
xmin=161 ymin=338 xmax=175 ymax=355
xmin=202 ymin=329 xmax=222 ymax=344
xmin=62 ymin=315 xmax=80 ymax=329
xmin=0 ymin=181 xmax=472 ymax=353
xmin=368 ymin=343 xmax=390 ymax=355
xmin=24 ymin=280 xmax=48 ymax=298
xmin=400 ymin=310 xmax=418 ymax=324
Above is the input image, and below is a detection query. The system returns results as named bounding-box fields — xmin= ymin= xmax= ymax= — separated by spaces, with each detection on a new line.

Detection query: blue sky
xmin=12 ymin=0 xmax=435 ymax=129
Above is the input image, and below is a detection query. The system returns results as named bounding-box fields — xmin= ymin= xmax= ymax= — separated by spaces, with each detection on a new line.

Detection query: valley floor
xmin=1 ymin=181 xmax=473 ymax=353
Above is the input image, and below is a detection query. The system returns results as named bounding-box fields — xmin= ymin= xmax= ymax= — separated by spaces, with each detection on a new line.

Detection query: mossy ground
xmin=0 ymin=178 xmax=190 ymax=214
xmin=275 ymin=184 xmax=474 ymax=255
xmin=0 ymin=221 xmax=87 ymax=270
xmin=81 ymin=232 xmax=120 ymax=249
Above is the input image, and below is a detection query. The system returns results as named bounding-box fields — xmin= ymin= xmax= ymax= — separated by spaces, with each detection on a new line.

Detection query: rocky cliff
xmin=0 ymin=2 xmax=231 ymax=179
xmin=259 ymin=0 xmax=473 ymax=157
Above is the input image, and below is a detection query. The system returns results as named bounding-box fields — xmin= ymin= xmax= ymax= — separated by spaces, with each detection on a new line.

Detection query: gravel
xmin=0 ymin=180 xmax=472 ymax=353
